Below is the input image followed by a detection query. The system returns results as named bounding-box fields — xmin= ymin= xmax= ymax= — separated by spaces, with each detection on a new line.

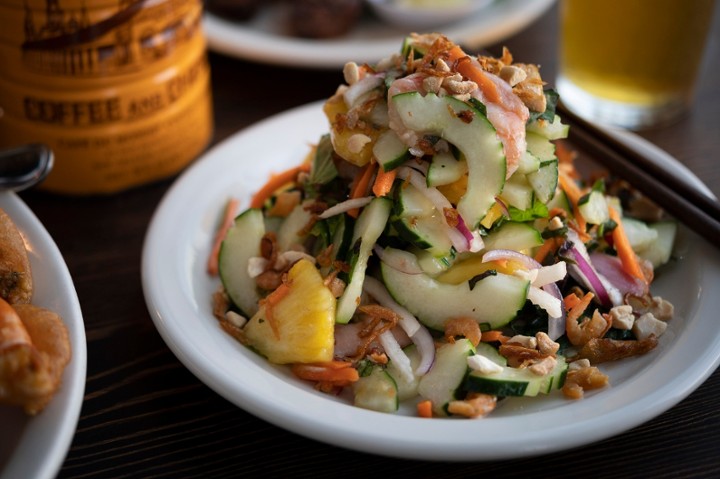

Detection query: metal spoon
xmin=0 ymin=144 xmax=54 ymax=192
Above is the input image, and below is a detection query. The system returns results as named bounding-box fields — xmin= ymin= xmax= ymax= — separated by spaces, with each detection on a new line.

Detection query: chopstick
xmin=556 ymin=101 xmax=720 ymax=246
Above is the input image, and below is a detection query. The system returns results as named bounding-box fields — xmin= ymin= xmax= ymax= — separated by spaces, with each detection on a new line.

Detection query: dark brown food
xmin=206 ymin=0 xmax=263 ymax=21
xmin=285 ymin=0 xmax=364 ymax=39
xmin=0 ymin=208 xmax=32 ymax=304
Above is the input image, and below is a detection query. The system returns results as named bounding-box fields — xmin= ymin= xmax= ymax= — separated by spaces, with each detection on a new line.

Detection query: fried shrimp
xmin=0 ymin=208 xmax=33 ymax=304
xmin=0 ymin=298 xmax=71 ymax=415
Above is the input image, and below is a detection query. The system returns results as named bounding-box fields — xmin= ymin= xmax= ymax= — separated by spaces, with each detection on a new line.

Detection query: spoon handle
xmin=0 ymin=144 xmax=54 ymax=192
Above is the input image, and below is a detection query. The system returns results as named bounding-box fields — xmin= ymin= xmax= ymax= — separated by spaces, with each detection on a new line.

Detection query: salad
xmin=208 ymin=33 xmax=677 ymax=418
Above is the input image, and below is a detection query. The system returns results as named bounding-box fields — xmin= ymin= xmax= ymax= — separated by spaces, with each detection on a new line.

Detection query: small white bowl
xmin=366 ymin=0 xmax=495 ymax=30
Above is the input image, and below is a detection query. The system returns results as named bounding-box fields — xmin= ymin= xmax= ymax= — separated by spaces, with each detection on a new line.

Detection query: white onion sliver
xmin=543 ymin=282 xmax=566 ymax=341
xmin=247 ymin=257 xmax=268 ymax=278
xmin=278 ymin=250 xmax=316 ymax=266
xmin=362 ymin=277 xmax=435 ymax=374
xmin=378 ymin=331 xmax=414 ymax=384
xmin=343 ymin=73 xmax=384 ymax=108
xmin=409 ymin=327 xmax=435 ymax=375
xmin=533 ymin=261 xmax=567 ymax=287
xmin=528 ymin=286 xmax=562 ymax=319
xmin=317 ymin=196 xmax=373 ymax=219
xmin=363 ymin=277 xmax=420 ymax=337
xmin=373 ymin=245 xmax=424 ymax=275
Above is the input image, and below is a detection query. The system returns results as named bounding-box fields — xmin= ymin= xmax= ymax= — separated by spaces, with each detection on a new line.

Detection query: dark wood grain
xmin=15 ymin=3 xmax=720 ymax=477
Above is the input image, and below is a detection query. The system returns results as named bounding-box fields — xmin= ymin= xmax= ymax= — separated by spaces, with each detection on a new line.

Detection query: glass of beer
xmin=557 ymin=0 xmax=716 ymax=130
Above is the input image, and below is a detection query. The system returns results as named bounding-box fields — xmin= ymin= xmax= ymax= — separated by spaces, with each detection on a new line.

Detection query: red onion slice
xmin=589 ymin=252 xmax=648 ymax=298
xmin=566 ymin=245 xmax=612 ymax=308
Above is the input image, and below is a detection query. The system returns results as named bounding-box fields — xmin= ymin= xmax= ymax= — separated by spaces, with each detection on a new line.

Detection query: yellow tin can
xmin=0 ymin=0 xmax=213 ymax=194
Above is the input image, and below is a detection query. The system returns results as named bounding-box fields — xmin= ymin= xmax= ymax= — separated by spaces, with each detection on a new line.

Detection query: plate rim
xmin=141 ymin=100 xmax=720 ymax=461
xmin=0 ymin=192 xmax=87 ymax=479
xmin=202 ymin=0 xmax=557 ymax=69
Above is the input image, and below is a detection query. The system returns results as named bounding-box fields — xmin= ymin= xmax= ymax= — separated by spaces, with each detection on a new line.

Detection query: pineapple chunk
xmin=436 ymin=255 xmax=519 ymax=285
xmin=323 ymin=95 xmax=379 ymax=167
xmin=243 ymin=259 xmax=336 ymax=364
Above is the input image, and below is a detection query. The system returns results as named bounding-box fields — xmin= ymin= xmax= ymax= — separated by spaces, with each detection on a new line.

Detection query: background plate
xmin=203 ymin=0 xmax=556 ymax=68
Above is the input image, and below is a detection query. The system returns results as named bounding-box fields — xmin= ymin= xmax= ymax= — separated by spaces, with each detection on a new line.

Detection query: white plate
xmin=203 ymin=0 xmax=556 ymax=68
xmin=0 ymin=193 xmax=87 ymax=478
xmin=142 ymin=101 xmax=720 ymax=461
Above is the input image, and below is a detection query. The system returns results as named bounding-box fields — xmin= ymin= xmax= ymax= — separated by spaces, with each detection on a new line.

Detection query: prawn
xmin=0 ymin=298 xmax=71 ymax=415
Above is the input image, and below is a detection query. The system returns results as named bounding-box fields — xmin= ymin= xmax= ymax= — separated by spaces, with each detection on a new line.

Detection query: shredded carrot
xmin=446 ymin=45 xmax=500 ymax=103
xmin=480 ymin=330 xmax=509 ymax=344
xmin=266 ymin=190 xmax=301 ymax=217
xmin=533 ymin=237 xmax=559 ymax=264
xmin=347 ymin=162 xmax=377 ymax=217
xmin=608 ymin=207 xmax=647 ymax=283
xmin=566 ymin=291 xmax=594 ymax=322
xmin=563 ymin=292 xmax=582 ymax=311
xmin=558 ymin=171 xmax=589 ymax=239
xmin=259 ymin=282 xmax=290 ymax=340
xmin=372 ymin=165 xmax=397 ymax=198
xmin=291 ymin=361 xmax=360 ymax=383
xmin=250 ymin=163 xmax=311 ymax=209
xmin=417 ymin=400 xmax=433 ymax=418
xmin=207 ymin=197 xmax=240 ymax=276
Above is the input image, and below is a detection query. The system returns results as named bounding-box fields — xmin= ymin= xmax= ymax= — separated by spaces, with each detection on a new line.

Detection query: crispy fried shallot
xmin=575 ymin=336 xmax=659 ymax=365
xmin=444 ymin=317 xmax=481 ymax=347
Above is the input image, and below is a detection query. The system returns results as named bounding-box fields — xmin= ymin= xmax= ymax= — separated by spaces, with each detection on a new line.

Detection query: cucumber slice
xmin=392 ymin=216 xmax=455 ymax=260
xmin=394 ymin=179 xmax=435 ymax=217
xmin=465 ymin=365 xmax=544 ymax=397
xmin=276 ymin=200 xmax=313 ymax=251
xmin=474 ymin=342 xmax=507 ymax=366
xmin=622 ymin=217 xmax=659 ymax=253
xmin=417 ymin=339 xmax=475 ymax=416
xmin=427 ymin=151 xmax=468 ymax=187
xmin=392 ymin=92 xmax=506 ymax=228
xmin=526 ymin=159 xmax=558 ymax=204
xmin=373 ymin=129 xmax=410 ymax=171
xmin=218 ymin=208 xmax=265 ymax=317
xmin=526 ymin=114 xmax=569 ymax=140
xmin=501 ymin=174 xmax=535 ymax=211
xmin=578 ymin=190 xmax=610 ymax=225
xmin=525 ymin=132 xmax=556 ymax=162
xmin=380 ymin=248 xmax=529 ymax=330
xmin=466 ymin=351 xmax=568 ymax=397
xmin=392 ymin=181 xmax=454 ymax=261
xmin=637 ymin=220 xmax=677 ymax=268
xmin=353 ymin=366 xmax=399 ymax=413
xmin=336 ymin=197 xmax=392 ymax=323
xmin=517 ymin=150 xmax=541 ymax=175
xmin=483 ymin=221 xmax=543 ymax=252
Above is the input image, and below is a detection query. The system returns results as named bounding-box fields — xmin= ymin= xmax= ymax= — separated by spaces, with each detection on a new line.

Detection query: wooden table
xmin=17 ymin=2 xmax=720 ymax=477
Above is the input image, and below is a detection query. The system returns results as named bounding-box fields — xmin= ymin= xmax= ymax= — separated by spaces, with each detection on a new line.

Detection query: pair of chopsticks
xmin=556 ymin=102 xmax=720 ymax=246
